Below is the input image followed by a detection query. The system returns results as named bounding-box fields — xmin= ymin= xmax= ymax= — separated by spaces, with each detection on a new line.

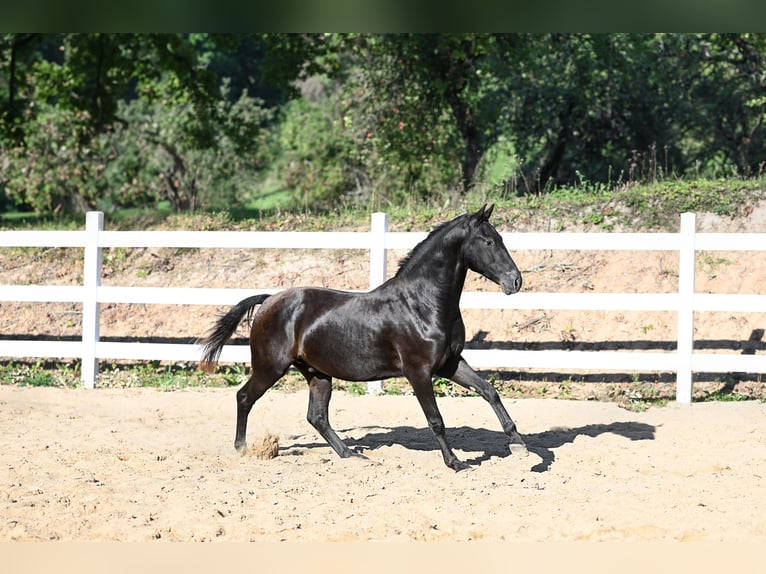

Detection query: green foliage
xmin=1 ymin=104 xmax=106 ymax=212
xmin=506 ymin=34 xmax=678 ymax=190
xmin=0 ymin=361 xmax=79 ymax=387
xmin=21 ymin=369 xmax=55 ymax=387
xmin=219 ymin=364 xmax=246 ymax=387
xmin=702 ymin=389 xmax=752 ymax=402
xmin=338 ymin=34 xmax=506 ymax=200
xmin=490 ymin=34 xmax=766 ymax=192
xmin=272 ymin=85 xmax=358 ymax=209
xmin=433 ymin=377 xmax=452 ymax=397
xmin=2 ymin=33 xmax=766 ymax=215
xmin=1 ymin=33 xmax=276 ymax=214
xmin=99 ymin=79 xmax=273 ymax=213
xmin=345 ymin=382 xmax=367 ymax=396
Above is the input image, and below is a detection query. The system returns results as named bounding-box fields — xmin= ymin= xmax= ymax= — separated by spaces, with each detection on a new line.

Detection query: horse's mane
xmin=394 ymin=213 xmax=469 ymax=277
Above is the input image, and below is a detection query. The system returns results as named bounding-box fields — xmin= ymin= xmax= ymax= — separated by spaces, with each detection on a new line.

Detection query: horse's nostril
xmin=501 ymin=271 xmax=522 ymax=294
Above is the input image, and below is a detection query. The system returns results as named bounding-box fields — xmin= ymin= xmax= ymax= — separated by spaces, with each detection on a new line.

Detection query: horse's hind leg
xmin=439 ymin=357 xmax=528 ymax=456
xmin=297 ymin=366 xmax=361 ymax=459
xmin=234 ymin=366 xmax=284 ymax=454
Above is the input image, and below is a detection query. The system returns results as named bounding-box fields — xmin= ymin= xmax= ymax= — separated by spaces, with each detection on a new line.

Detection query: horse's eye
xmin=485 ymin=239 xmax=494 ymax=247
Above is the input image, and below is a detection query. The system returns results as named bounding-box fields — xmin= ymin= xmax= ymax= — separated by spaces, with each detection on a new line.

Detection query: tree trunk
xmin=445 ymin=93 xmax=482 ymax=194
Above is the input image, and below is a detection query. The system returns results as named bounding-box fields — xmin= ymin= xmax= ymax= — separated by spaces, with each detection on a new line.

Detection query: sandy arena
xmin=2 ymin=204 xmax=766 ymax=546
xmin=2 ymin=385 xmax=765 ymax=542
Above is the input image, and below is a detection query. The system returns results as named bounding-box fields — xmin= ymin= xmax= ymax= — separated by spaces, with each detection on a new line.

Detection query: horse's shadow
xmin=285 ymin=421 xmax=656 ymax=473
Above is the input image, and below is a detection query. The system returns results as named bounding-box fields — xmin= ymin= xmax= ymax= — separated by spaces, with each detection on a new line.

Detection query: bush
xmin=272 ymin=94 xmax=358 ymax=209
xmin=1 ymin=104 xmax=107 ymax=213
xmin=1 ymin=76 xmax=274 ymax=215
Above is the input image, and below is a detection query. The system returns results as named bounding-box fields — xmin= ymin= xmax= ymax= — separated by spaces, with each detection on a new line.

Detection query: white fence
xmin=1 ymin=211 xmax=765 ymax=402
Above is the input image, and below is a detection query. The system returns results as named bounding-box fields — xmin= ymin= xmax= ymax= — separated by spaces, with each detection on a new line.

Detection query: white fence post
xmin=369 ymin=212 xmax=388 ymax=290
xmin=676 ymin=212 xmax=696 ymax=403
xmin=81 ymin=211 xmax=104 ymax=388
xmin=367 ymin=212 xmax=388 ymax=394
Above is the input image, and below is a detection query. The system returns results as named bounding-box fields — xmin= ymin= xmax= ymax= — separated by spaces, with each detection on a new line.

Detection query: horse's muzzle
xmin=500 ymin=270 xmax=522 ymax=295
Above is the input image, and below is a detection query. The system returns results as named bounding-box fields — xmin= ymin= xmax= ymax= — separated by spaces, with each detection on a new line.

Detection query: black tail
xmin=198 ymin=294 xmax=271 ymax=372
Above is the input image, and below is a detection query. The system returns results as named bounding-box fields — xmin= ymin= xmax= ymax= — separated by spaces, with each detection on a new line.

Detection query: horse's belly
xmin=298 ymin=327 xmax=403 ymax=381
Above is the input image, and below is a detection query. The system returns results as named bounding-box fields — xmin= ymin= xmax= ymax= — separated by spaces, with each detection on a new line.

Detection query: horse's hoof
xmin=340 ymin=447 xmax=369 ymax=460
xmin=235 ymin=444 xmax=248 ymax=457
xmin=450 ymin=460 xmax=473 ymax=473
xmin=509 ymin=443 xmax=529 ymax=457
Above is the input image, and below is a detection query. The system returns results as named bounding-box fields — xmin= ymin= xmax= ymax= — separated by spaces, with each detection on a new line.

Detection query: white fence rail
xmin=2 ymin=211 xmax=765 ymax=402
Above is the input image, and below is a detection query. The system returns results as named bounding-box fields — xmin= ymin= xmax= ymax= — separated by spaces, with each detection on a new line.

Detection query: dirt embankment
xmin=1 ymin=202 xmax=765 ymax=399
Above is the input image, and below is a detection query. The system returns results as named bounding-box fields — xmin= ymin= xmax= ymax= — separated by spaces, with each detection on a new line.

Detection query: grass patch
xmin=0 ymin=361 xmax=80 ymax=388
xmin=0 ymin=210 xmax=85 ymax=230
xmin=96 ymin=361 xmax=243 ymax=390
xmin=700 ymin=389 xmax=753 ymax=402
xmin=2 ymin=362 xmax=764 ymax=406
xmin=4 ymin=176 xmax=763 ymax=235
xmin=344 ymin=382 xmax=368 ymax=396
xmin=617 ymin=178 xmax=764 ymax=228
xmin=505 ymin=176 xmax=765 ymax=230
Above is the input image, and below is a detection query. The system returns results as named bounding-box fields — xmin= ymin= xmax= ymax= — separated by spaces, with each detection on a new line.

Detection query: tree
xmin=504 ymin=34 xmax=683 ymax=190
xmin=503 ymin=33 xmax=766 ymax=191
xmin=340 ymin=33 xmax=524 ymax=198
xmin=0 ymin=33 xmax=285 ymax=212
xmin=104 ymin=78 xmax=272 ymax=212
xmin=4 ymin=33 xmax=765 ymax=214
xmin=0 ymin=33 xmax=44 ymax=143
xmin=676 ymin=33 xmax=766 ymax=177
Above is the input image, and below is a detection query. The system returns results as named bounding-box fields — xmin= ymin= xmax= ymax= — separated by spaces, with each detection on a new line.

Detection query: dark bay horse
xmin=200 ymin=204 xmax=527 ymax=471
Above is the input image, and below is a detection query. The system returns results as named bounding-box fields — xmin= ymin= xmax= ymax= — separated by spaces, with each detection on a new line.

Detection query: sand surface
xmin=2 ymin=385 xmax=765 ymax=542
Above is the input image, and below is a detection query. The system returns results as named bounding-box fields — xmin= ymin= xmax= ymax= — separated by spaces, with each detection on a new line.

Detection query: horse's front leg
xmin=406 ymin=367 xmax=471 ymax=472
xmin=439 ymin=357 xmax=528 ymax=456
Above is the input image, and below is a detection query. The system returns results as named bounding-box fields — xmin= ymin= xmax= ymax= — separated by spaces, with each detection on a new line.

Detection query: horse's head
xmin=462 ymin=204 xmax=522 ymax=295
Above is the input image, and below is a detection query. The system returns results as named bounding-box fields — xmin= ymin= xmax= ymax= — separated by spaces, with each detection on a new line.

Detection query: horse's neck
xmin=396 ymin=251 xmax=467 ymax=313
xmin=389 ymin=221 xmax=469 ymax=312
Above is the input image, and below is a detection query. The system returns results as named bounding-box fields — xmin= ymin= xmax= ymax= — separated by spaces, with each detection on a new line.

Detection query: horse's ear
xmin=469 ymin=204 xmax=494 ymax=227
xmin=474 ymin=204 xmax=494 ymax=222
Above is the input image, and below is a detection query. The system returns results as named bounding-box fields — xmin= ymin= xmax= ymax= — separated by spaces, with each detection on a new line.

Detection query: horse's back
xmin=257 ymin=286 xmax=359 ymax=316
xmin=252 ymin=285 xmax=404 ymax=380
